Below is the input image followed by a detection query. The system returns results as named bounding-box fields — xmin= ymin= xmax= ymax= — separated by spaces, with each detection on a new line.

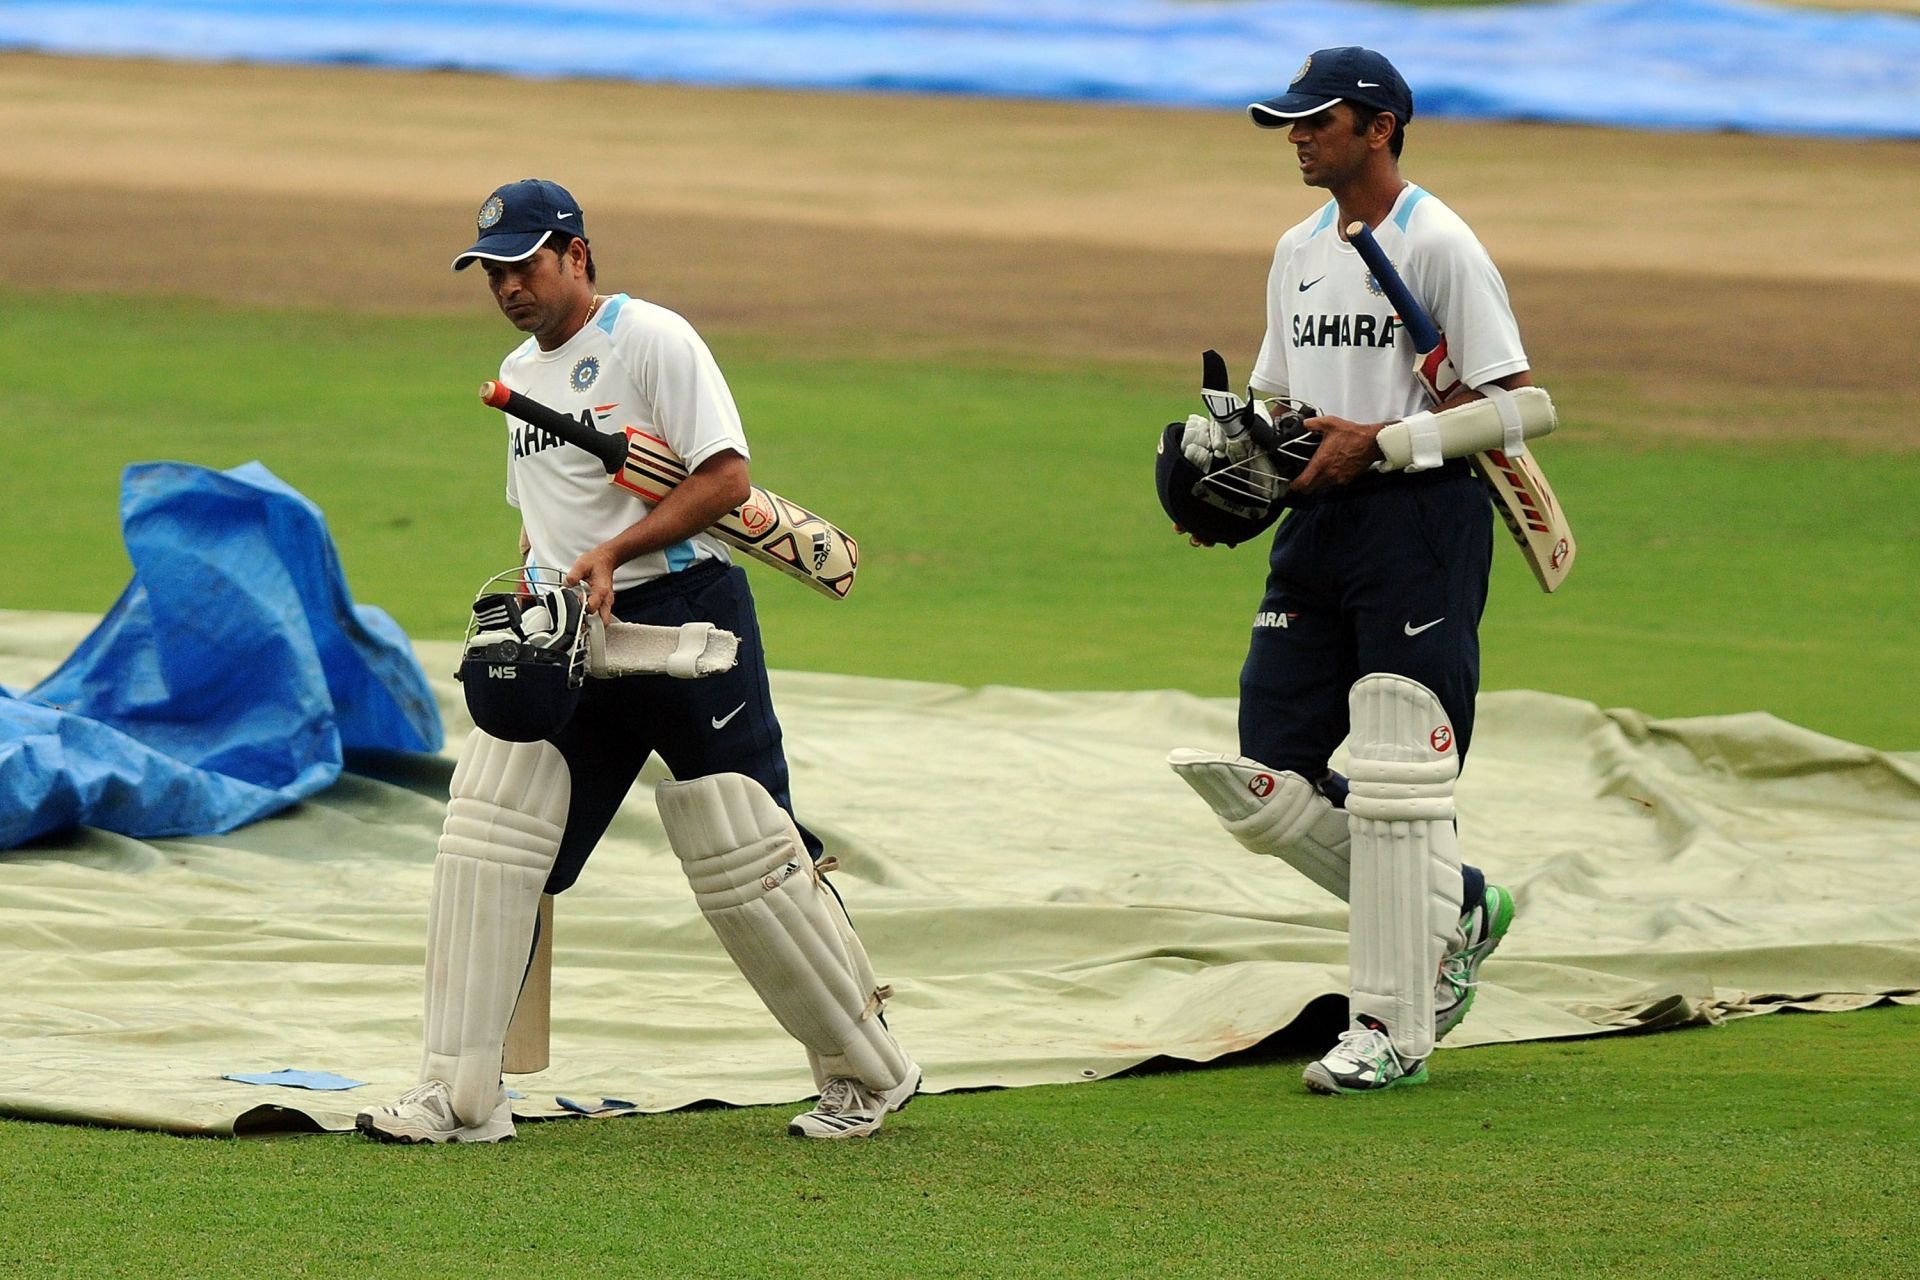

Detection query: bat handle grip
xmin=1344 ymin=220 xmax=1443 ymax=354
xmin=478 ymin=380 xmax=627 ymax=475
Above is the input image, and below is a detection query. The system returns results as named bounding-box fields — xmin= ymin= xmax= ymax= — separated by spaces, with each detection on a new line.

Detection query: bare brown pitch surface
xmin=4 ymin=53 xmax=1916 ymax=445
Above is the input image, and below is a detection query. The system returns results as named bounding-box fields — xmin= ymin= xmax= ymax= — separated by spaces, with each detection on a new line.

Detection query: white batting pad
xmin=1166 ymin=749 xmax=1350 ymax=900
xmin=586 ymin=617 xmax=739 ymax=679
xmin=1343 ymin=675 xmax=1466 ymax=1061
xmin=655 ymin=773 xmax=912 ymax=1093
xmin=421 ymin=730 xmax=570 ymax=1124
xmin=1374 ymin=385 xmax=1557 ymax=472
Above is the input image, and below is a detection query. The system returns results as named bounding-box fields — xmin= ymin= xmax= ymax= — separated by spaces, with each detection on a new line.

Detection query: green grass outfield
xmin=5 ymin=292 xmax=1915 ymax=747
xmin=1 ymin=1007 xmax=1915 ymax=1279
xmin=3 ymin=291 xmax=1917 ymax=1278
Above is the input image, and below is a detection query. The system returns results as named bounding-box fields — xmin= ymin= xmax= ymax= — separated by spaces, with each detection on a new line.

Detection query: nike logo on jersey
xmin=1404 ymin=617 xmax=1445 ymax=636
xmin=712 ymin=702 xmax=746 ymax=730
xmin=1297 ymin=275 xmax=1326 ymax=292
xmin=1291 ymin=312 xmax=1401 ymax=350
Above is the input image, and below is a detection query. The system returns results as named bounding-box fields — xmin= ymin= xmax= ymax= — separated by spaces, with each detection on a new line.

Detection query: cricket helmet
xmin=457 ymin=566 xmax=590 ymax=742
xmin=1154 ymin=400 xmax=1319 ymax=548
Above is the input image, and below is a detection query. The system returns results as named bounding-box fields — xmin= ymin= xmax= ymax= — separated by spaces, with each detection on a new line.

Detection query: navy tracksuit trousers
xmin=543 ymin=558 xmax=818 ymax=895
xmin=1238 ymin=461 xmax=1494 ymax=906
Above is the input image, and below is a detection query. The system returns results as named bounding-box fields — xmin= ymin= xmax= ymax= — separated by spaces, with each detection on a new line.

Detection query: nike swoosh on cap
xmin=1357 ymin=80 xmax=1380 ymax=88
xmin=557 ymin=211 xmax=576 ymax=219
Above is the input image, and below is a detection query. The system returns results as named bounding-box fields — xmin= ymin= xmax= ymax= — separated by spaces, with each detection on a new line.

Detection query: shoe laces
xmin=1438 ymin=944 xmax=1479 ymax=994
xmin=815 ymin=1077 xmax=868 ymax=1116
xmin=1436 ymin=910 xmax=1481 ymax=992
xmin=392 ymin=1080 xmax=451 ymax=1118
xmin=1332 ymin=1025 xmax=1395 ymax=1068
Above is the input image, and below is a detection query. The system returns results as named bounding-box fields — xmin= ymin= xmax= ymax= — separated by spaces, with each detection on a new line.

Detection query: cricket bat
xmin=1345 ymin=221 xmax=1575 ymax=593
xmin=502 ymin=893 xmax=552 ymax=1075
xmin=480 ymin=380 xmax=859 ymax=600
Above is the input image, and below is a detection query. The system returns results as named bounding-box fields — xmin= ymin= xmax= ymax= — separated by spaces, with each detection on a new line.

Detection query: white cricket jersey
xmin=1250 ymin=184 xmax=1528 ymax=424
xmin=500 ymin=294 xmax=748 ymax=590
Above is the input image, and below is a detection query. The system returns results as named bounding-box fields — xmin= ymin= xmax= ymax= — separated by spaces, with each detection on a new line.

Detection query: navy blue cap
xmin=452 ymin=179 xmax=587 ymax=271
xmin=1249 ymin=47 xmax=1414 ymax=129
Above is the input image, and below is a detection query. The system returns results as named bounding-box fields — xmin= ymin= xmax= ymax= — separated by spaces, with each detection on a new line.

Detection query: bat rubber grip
xmin=478 ymin=379 xmax=626 ymax=474
xmin=1345 ymin=220 xmax=1442 ymax=354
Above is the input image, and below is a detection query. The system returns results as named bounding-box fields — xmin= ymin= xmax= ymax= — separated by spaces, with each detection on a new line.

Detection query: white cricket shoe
xmin=1302 ymin=1015 xmax=1429 ymax=1095
xmin=355 ymin=1080 xmax=515 ymax=1145
xmin=787 ymin=1063 xmax=923 ymax=1139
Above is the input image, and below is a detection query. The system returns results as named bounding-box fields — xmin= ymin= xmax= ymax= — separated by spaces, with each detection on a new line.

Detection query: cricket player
xmin=357 ymin=179 xmax=918 ymax=1142
xmin=1168 ymin=49 xmax=1528 ymax=1093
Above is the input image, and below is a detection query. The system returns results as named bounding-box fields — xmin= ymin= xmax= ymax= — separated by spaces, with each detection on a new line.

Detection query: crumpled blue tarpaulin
xmin=0 ymin=462 xmax=442 ymax=850
xmin=0 ymin=0 xmax=1917 ymax=138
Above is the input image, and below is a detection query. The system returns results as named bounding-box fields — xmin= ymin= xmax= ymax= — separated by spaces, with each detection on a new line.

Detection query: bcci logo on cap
xmin=477 ymin=195 xmax=505 ymax=230
xmin=1291 ymin=55 xmax=1312 ymax=86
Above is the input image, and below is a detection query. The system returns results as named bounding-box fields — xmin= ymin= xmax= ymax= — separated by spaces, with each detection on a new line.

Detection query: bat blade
xmin=609 ymin=430 xmax=858 ymax=600
xmin=1474 ymin=450 xmax=1576 ymax=593
xmin=502 ymin=893 xmax=552 ymax=1075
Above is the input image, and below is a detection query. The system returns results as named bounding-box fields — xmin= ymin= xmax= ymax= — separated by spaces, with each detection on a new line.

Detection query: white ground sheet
xmin=2 ymin=612 xmax=1915 ymax=1134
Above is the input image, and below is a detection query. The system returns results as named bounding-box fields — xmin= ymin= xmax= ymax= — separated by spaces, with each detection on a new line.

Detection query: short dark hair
xmin=543 ymin=231 xmax=596 ymax=284
xmin=1353 ymin=107 xmax=1406 ymax=159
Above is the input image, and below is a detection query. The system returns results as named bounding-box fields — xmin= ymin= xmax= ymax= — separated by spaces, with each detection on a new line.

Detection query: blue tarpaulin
xmin=1 ymin=0 xmax=1917 ymax=138
xmin=0 ymin=462 xmax=442 ymax=850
